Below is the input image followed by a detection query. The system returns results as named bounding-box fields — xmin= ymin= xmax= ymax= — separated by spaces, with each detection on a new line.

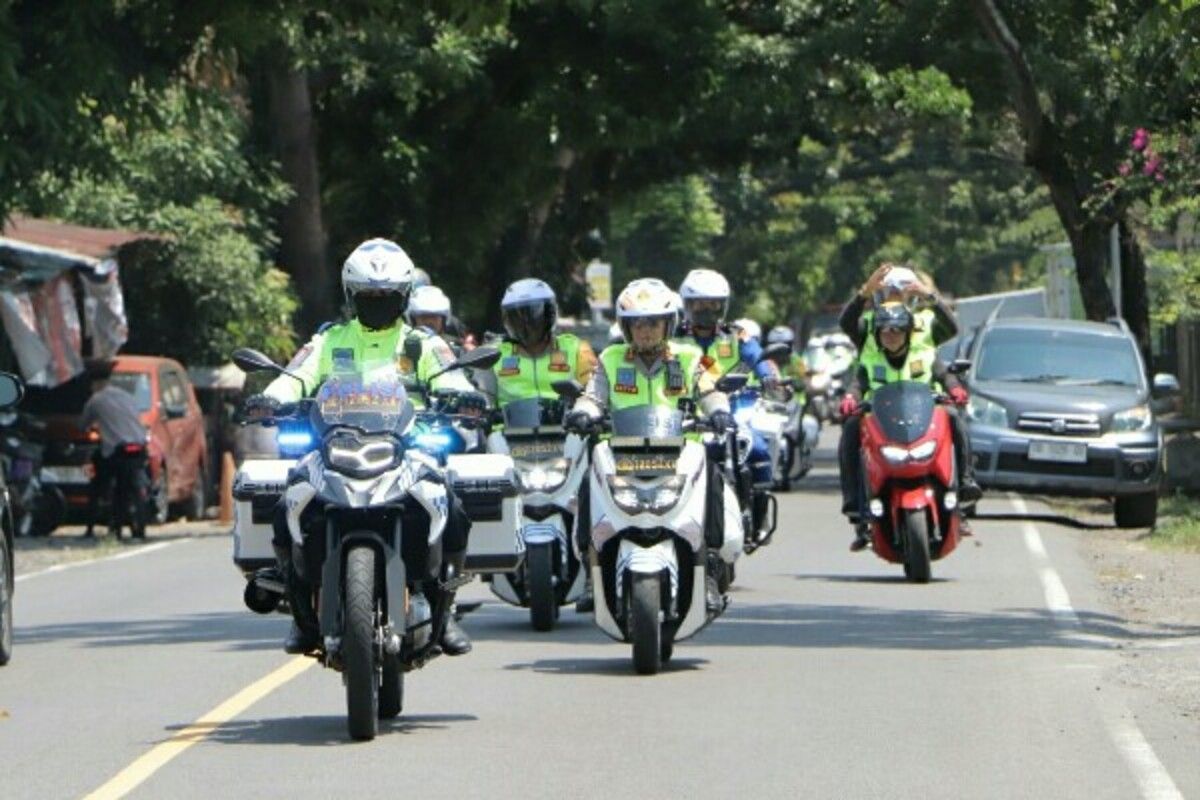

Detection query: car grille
xmin=996 ymin=452 xmax=1115 ymax=478
xmin=1015 ymin=412 xmax=1101 ymax=436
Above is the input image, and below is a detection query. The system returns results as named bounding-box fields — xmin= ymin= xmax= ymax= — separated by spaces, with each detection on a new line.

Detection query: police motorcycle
xmin=232 ymin=345 xmax=506 ymax=741
xmin=774 ymin=387 xmax=819 ymax=491
xmin=560 ymin=382 xmax=744 ymax=675
xmin=485 ymin=397 xmax=587 ymax=631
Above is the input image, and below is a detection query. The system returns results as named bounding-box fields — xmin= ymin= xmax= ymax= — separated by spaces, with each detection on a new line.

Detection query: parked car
xmin=962 ymin=317 xmax=1179 ymax=528
xmin=0 ymin=371 xmax=26 ymax=665
xmin=23 ymin=356 xmax=209 ymax=530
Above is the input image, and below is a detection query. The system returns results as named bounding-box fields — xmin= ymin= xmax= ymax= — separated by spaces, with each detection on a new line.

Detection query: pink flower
xmin=1143 ymin=156 xmax=1162 ymax=176
xmin=1118 ymin=162 xmax=1132 ymax=176
xmin=1155 ymin=171 xmax=1165 ymax=183
xmin=1131 ymin=128 xmax=1150 ymax=152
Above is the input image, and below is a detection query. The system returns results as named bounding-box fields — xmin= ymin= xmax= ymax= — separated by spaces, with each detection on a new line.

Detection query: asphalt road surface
xmin=3 ymin=451 xmax=1199 ymax=799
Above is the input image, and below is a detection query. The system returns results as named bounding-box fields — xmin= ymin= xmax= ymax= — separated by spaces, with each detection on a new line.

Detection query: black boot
xmin=439 ymin=551 xmax=472 ymax=656
xmin=575 ymin=571 xmax=594 ymax=613
xmin=705 ymin=550 xmax=728 ymax=615
xmin=959 ymin=476 xmax=983 ymax=504
xmin=276 ymin=544 xmax=319 ymax=654
xmin=850 ymin=521 xmax=871 ymax=552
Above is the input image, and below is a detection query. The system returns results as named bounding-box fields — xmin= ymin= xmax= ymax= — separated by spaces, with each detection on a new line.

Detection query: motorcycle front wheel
xmin=526 ymin=542 xmax=558 ymax=632
xmin=902 ymin=509 xmax=932 ymax=584
xmin=629 ymin=573 xmax=663 ymax=675
xmin=343 ymin=544 xmax=380 ymax=740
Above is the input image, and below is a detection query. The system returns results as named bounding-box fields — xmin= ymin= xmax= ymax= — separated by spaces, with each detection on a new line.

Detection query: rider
xmin=840 ymin=263 xmax=981 ymax=507
xmin=247 ymin=238 xmax=481 ymax=656
xmin=406 ymin=285 xmax=453 ymax=337
xmin=566 ymin=278 xmax=738 ymax=612
xmin=838 ymin=303 xmax=971 ymax=551
xmin=677 ymin=270 xmax=777 ymax=540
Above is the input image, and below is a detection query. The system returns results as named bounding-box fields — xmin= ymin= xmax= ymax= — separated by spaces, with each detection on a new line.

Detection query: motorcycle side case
xmin=448 ymin=453 xmax=524 ymax=574
xmin=232 ymin=458 xmax=294 ymax=575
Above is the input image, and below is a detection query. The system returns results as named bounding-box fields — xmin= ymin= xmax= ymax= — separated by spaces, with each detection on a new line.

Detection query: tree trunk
xmin=266 ymin=62 xmax=332 ymax=334
xmin=1118 ymin=219 xmax=1152 ymax=368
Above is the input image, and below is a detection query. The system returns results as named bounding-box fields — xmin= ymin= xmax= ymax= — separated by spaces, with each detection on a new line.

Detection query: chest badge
xmin=615 ymin=367 xmax=638 ymax=394
xmin=548 ymin=350 xmax=570 ymax=372
xmin=498 ymin=355 xmax=521 ymax=377
xmin=717 ymin=342 xmax=734 ymax=359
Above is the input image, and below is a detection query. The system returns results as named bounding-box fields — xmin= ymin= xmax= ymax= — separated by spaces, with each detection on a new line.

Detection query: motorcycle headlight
xmin=880 ymin=445 xmax=911 ymax=465
xmin=880 ymin=440 xmax=938 ymax=465
xmin=1111 ymin=404 xmax=1152 ymax=433
xmin=645 ymin=475 xmax=687 ymax=513
xmin=966 ymin=395 xmax=1008 ymax=428
xmin=606 ymin=474 xmax=687 ymax=515
xmin=325 ymin=432 xmax=401 ymax=477
xmin=276 ymin=423 xmax=317 ymax=458
xmin=909 ymin=440 xmax=937 ymax=461
xmin=522 ymin=458 xmax=571 ymax=493
xmin=607 ymin=476 xmax=643 ymax=514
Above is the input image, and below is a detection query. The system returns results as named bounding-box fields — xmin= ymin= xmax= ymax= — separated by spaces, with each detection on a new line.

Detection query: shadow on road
xmin=795 ymin=573 xmax=952 ymax=585
xmin=680 ymin=602 xmax=1200 ymax=652
xmin=163 ymin=713 xmax=478 ymax=746
xmin=973 ymin=511 xmax=1114 ymax=531
xmin=14 ymin=611 xmax=278 ymax=651
xmin=504 ymin=656 xmax=707 ymax=676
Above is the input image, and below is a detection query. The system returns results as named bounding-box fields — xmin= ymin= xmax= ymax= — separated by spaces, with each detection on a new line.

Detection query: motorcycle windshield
xmin=870 ymin=382 xmax=935 ymax=445
xmin=610 ymin=406 xmax=685 ymax=440
xmin=502 ymin=397 xmax=564 ymax=432
xmin=312 ymin=373 xmax=415 ymax=436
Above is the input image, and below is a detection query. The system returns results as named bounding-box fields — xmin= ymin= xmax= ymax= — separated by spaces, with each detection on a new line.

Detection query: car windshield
xmin=975 ymin=328 xmax=1143 ymax=388
xmin=312 ymin=373 xmax=414 ymax=435
xmin=110 ymin=372 xmax=153 ymax=412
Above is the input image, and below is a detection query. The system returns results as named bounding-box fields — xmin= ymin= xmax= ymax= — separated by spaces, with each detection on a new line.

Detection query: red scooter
xmin=858 ymin=381 xmax=963 ymax=583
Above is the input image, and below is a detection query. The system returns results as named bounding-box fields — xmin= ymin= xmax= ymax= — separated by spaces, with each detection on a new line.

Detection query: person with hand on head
xmin=81 ymin=360 xmax=149 ymax=539
xmin=838 ymin=303 xmax=975 ymax=551
xmin=567 ymin=278 xmax=737 ymax=613
xmin=245 ymin=238 xmax=481 ymax=657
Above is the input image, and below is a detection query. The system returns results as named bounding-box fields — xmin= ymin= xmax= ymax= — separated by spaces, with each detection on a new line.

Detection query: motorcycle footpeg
xmin=441 ymin=573 xmax=474 ymax=592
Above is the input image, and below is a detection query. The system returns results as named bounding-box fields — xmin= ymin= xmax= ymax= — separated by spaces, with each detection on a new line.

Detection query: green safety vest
xmin=860 ymin=342 xmax=939 ymax=400
xmin=600 ymin=344 xmax=702 ymax=411
xmin=493 ymin=334 xmax=586 ymax=408
xmin=860 ymin=307 xmax=937 ymax=359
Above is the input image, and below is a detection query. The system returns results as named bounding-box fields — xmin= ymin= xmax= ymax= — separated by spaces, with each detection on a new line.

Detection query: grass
xmin=1147 ymin=492 xmax=1200 ymax=552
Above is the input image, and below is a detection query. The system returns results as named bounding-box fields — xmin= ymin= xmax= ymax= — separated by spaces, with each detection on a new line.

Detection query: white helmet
xmin=406 ymin=285 xmax=452 ymax=325
xmin=616 ymin=278 xmax=678 ymax=351
xmin=767 ymin=325 xmax=795 ymax=347
xmin=608 ymin=321 xmax=624 ymax=345
xmin=731 ymin=318 xmax=761 ymax=341
xmin=412 ymin=267 xmax=433 ymax=289
xmin=501 ymin=278 xmax=558 ymax=347
xmin=678 ymin=268 xmax=731 ymax=327
xmin=881 ymin=266 xmax=919 ymax=294
xmin=342 ymin=238 xmax=417 ymax=323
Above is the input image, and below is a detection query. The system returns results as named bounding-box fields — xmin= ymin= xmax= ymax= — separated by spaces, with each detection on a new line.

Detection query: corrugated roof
xmin=1 ymin=215 xmax=154 ymax=262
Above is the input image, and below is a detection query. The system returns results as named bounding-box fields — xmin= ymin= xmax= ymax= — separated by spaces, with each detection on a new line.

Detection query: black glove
xmin=242 ymin=393 xmax=280 ymax=421
xmin=455 ymin=391 xmax=488 ymax=416
xmin=708 ymin=410 xmax=736 ymax=435
xmin=564 ymin=410 xmax=597 ymax=435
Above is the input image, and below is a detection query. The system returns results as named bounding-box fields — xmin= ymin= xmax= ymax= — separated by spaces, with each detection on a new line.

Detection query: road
xmin=2 ymin=450 xmax=1199 ymax=799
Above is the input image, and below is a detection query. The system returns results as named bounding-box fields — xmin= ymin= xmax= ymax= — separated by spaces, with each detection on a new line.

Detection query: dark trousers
xmin=86 ymin=448 xmax=148 ymax=533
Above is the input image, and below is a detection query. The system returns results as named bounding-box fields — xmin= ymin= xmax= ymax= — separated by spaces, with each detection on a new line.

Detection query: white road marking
xmin=1009 ymin=493 xmax=1183 ymax=800
xmin=15 ymin=540 xmax=181 ymax=583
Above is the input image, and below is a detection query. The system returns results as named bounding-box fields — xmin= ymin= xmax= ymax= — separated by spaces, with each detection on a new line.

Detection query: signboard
xmin=585 ymin=259 xmax=612 ymax=311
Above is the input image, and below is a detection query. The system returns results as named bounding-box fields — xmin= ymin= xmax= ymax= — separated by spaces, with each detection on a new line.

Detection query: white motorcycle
xmin=485 ymin=398 xmax=588 ymax=631
xmin=232 ymin=345 xmax=510 ymax=741
xmin=566 ymin=394 xmax=743 ymax=675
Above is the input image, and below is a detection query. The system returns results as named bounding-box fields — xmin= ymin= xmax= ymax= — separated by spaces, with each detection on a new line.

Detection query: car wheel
xmin=1114 ymin=493 xmax=1157 ymax=529
xmin=186 ymin=467 xmax=207 ymax=521
xmin=151 ymin=467 xmax=169 ymax=525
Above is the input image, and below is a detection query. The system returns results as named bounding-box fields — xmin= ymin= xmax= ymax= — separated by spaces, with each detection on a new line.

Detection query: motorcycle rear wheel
xmin=902 ymin=509 xmax=932 ymax=584
xmin=526 ymin=542 xmax=557 ymax=632
xmin=344 ymin=545 xmax=380 ymax=740
xmin=629 ymin=573 xmax=662 ymax=675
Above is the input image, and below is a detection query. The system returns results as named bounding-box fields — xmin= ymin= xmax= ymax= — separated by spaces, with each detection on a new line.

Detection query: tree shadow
xmin=14 ymin=611 xmax=279 ymax=651
xmin=974 ymin=511 xmax=1113 ymax=531
xmin=163 ymin=713 xmax=478 ymax=747
xmin=504 ymin=656 xmax=708 ymax=676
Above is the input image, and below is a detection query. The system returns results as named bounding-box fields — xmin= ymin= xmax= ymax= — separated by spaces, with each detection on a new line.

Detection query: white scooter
xmin=564 ymin=388 xmax=744 ymax=675
xmin=486 ymin=398 xmax=588 ymax=631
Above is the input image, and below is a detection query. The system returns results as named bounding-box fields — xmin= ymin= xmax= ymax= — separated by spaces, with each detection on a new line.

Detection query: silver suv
xmin=963 ymin=317 xmax=1179 ymax=528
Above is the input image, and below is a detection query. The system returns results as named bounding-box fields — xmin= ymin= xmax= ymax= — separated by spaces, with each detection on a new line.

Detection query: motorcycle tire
xmin=29 ymin=486 xmax=65 ymax=538
xmin=526 ymin=542 xmax=557 ymax=632
xmin=343 ymin=544 xmax=380 ymax=740
xmin=902 ymin=509 xmax=932 ymax=584
xmin=0 ymin=537 xmax=11 ymax=665
xmin=629 ymin=573 xmax=663 ymax=675
xmin=379 ymin=652 xmax=403 ymax=720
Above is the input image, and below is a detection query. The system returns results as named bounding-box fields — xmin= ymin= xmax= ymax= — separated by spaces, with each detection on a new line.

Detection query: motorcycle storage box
xmin=232 ymin=459 xmax=294 ymax=575
xmin=448 ymin=453 xmax=523 ymax=573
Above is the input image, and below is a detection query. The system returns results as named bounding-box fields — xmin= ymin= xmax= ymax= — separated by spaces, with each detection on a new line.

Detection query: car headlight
xmin=606 ymin=475 xmax=687 ymax=515
xmin=325 ymin=432 xmax=400 ymax=477
xmin=1111 ymin=404 xmax=1152 ymax=432
xmin=966 ymin=395 xmax=1008 ymax=428
xmin=522 ymin=458 xmax=571 ymax=493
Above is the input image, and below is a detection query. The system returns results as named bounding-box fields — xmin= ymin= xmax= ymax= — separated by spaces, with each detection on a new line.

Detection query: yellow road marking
xmin=83 ymin=656 xmax=315 ymax=800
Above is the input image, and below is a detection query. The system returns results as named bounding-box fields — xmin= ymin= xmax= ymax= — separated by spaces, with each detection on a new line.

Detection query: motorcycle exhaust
xmin=244 ymin=568 xmax=286 ymax=615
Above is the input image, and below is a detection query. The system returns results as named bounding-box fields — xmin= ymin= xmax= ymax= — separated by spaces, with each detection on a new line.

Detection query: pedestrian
xmin=81 ymin=361 xmax=148 ymax=538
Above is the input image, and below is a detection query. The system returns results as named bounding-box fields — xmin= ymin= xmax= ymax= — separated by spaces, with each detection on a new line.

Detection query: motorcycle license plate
xmin=41 ymin=465 xmax=90 ymax=484
xmin=508 ymin=439 xmax=562 ymax=460
xmin=1027 ymin=440 xmax=1087 ymax=464
xmin=614 ymin=451 xmax=678 ymax=476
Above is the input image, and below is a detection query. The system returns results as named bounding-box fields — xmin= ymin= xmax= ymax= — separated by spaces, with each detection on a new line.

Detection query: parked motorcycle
xmin=856 ymin=380 xmax=964 ymax=583
xmin=0 ymin=411 xmax=65 ymax=537
xmin=233 ymin=345 xmax=503 ymax=740
xmin=0 ymin=372 xmax=25 ymax=666
xmin=566 ymin=391 xmax=744 ymax=675
xmin=486 ymin=397 xmax=588 ymax=631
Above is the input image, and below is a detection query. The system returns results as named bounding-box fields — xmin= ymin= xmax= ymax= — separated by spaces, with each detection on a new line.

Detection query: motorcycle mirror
xmin=948 ymin=358 xmax=972 ymax=376
xmin=551 ymin=379 xmax=583 ymax=401
xmin=716 ymin=373 xmax=749 ymax=393
xmin=455 ymin=345 xmax=501 ymax=371
xmin=232 ymin=348 xmax=283 ymax=374
xmin=0 ymin=372 xmax=23 ymax=409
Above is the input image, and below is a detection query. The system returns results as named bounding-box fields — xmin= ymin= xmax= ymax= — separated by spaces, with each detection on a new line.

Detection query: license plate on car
xmin=41 ymin=466 xmax=90 ymax=484
xmin=1028 ymin=440 xmax=1087 ymax=464
xmin=614 ymin=452 xmax=678 ymax=476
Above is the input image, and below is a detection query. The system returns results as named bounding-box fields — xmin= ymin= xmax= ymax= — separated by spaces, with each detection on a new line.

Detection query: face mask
xmin=687 ymin=305 xmax=721 ymax=330
xmin=356 ymin=294 xmax=405 ymax=330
